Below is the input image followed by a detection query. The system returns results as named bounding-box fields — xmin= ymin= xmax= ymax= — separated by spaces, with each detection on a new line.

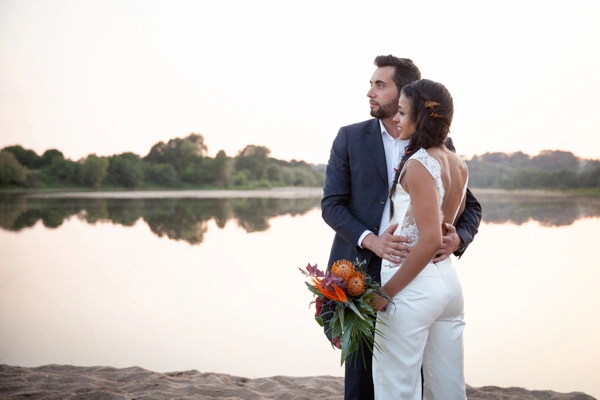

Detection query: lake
xmin=0 ymin=188 xmax=598 ymax=398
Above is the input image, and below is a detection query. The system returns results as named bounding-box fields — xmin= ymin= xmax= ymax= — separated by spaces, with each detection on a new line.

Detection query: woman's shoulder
xmin=410 ymin=147 xmax=432 ymax=161
xmin=405 ymin=148 xmax=433 ymax=167
xmin=427 ymin=146 xmax=467 ymax=170
xmin=446 ymin=149 xmax=468 ymax=172
xmin=405 ymin=148 xmax=442 ymax=178
xmin=411 ymin=147 xmax=442 ymax=167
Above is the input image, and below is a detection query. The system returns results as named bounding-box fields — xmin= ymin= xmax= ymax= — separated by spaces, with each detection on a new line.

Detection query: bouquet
xmin=299 ymin=258 xmax=391 ymax=366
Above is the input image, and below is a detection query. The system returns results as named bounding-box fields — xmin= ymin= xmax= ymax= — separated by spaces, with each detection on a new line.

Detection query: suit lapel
xmin=365 ymin=119 xmax=387 ymax=185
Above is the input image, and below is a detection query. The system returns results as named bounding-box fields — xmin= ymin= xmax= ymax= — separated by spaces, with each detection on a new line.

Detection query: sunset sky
xmin=1 ymin=0 xmax=599 ymax=165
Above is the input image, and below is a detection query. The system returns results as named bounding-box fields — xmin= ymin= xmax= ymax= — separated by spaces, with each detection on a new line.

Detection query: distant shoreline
xmin=5 ymin=186 xmax=324 ymax=199
xmin=2 ymin=186 xmax=599 ymax=198
xmin=471 ymin=187 xmax=600 ymax=198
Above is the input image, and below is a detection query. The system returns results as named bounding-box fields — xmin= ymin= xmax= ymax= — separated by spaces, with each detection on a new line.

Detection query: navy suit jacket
xmin=321 ymin=118 xmax=481 ymax=276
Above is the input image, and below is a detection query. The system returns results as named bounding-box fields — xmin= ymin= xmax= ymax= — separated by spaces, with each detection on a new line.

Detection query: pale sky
xmin=1 ymin=0 xmax=599 ymax=165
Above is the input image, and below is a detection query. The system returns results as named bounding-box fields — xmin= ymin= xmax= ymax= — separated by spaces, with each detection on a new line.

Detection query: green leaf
xmin=347 ymin=301 xmax=366 ymax=320
xmin=340 ymin=327 xmax=353 ymax=366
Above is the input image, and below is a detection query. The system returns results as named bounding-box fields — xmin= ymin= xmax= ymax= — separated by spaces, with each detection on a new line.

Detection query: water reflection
xmin=0 ymin=195 xmax=321 ymax=245
xmin=473 ymin=189 xmax=600 ymax=226
xmin=2 ymin=190 xmax=600 ymax=243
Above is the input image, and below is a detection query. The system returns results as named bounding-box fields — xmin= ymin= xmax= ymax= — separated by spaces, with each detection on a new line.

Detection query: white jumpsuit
xmin=372 ymin=148 xmax=468 ymax=400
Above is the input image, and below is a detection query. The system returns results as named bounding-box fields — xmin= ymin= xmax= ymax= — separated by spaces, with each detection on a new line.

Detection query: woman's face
xmin=393 ymin=92 xmax=417 ymax=140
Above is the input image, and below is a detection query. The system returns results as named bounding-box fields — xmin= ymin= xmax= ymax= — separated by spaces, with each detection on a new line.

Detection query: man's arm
xmin=453 ymin=188 xmax=481 ymax=257
xmin=321 ymin=126 xmax=408 ymax=262
xmin=321 ymin=127 xmax=368 ymax=247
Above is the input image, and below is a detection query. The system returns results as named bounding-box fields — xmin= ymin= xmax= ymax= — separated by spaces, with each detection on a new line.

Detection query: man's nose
xmin=366 ymin=88 xmax=375 ymax=98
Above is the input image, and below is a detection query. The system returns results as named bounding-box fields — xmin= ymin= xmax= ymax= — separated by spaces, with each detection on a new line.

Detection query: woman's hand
xmin=371 ymin=293 xmax=390 ymax=312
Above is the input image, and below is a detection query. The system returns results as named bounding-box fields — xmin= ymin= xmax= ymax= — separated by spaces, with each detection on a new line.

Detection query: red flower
xmin=315 ymin=297 xmax=323 ymax=317
xmin=331 ymin=336 xmax=342 ymax=349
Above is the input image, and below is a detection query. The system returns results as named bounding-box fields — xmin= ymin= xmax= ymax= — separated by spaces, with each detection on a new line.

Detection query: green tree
xmin=107 ymin=152 xmax=145 ymax=188
xmin=507 ymin=151 xmax=531 ymax=168
xmin=144 ymin=133 xmax=208 ymax=174
xmin=232 ymin=170 xmax=248 ymax=186
xmin=578 ymin=166 xmax=600 ymax=188
xmin=265 ymin=162 xmax=282 ymax=182
xmin=145 ymin=163 xmax=179 ymax=186
xmin=480 ymin=152 xmax=509 ymax=164
xmin=234 ymin=145 xmax=270 ymax=181
xmin=532 ymin=150 xmax=579 ymax=170
xmin=213 ymin=150 xmax=232 ymax=186
xmin=180 ymin=163 xmax=205 ymax=184
xmin=546 ymin=169 xmax=578 ymax=189
xmin=513 ymin=168 xmax=540 ymax=188
xmin=273 ymin=159 xmax=324 ymax=187
xmin=2 ymin=145 xmax=42 ymax=169
xmin=43 ymin=158 xmax=80 ymax=184
xmin=40 ymin=149 xmax=65 ymax=168
xmin=81 ymin=154 xmax=109 ymax=188
xmin=0 ymin=151 xmax=27 ymax=185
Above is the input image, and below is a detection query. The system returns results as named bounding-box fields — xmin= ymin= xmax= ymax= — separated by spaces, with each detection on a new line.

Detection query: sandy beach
xmin=0 ymin=364 xmax=595 ymax=400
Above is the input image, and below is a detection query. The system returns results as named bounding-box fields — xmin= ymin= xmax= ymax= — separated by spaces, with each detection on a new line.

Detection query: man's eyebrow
xmin=369 ymin=80 xmax=387 ymax=85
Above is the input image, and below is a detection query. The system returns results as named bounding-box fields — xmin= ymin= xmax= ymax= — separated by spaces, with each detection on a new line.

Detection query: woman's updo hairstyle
xmin=403 ymin=78 xmax=453 ymax=151
xmin=389 ymin=79 xmax=454 ymax=216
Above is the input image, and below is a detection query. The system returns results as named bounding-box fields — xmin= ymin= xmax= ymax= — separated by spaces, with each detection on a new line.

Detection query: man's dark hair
xmin=374 ymin=55 xmax=421 ymax=94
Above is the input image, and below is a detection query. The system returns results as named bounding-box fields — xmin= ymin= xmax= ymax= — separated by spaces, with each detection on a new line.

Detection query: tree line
xmin=0 ymin=133 xmax=325 ymax=189
xmin=465 ymin=150 xmax=600 ymax=190
xmin=2 ymin=139 xmax=598 ymax=191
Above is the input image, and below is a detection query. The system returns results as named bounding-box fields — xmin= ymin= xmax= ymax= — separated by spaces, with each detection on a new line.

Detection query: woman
xmin=371 ymin=79 xmax=468 ymax=399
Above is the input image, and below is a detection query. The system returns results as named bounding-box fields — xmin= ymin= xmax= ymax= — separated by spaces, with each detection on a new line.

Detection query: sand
xmin=0 ymin=364 xmax=595 ymax=400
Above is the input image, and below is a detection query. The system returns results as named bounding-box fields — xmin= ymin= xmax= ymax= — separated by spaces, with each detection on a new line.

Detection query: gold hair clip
xmin=425 ymin=100 xmax=440 ymax=108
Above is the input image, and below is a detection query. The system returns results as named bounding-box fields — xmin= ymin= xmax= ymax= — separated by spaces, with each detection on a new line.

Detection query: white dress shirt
xmin=358 ymin=120 xmax=409 ymax=247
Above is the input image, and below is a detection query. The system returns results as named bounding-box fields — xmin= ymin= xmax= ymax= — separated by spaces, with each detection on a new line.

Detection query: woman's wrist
xmin=380 ymin=285 xmax=395 ymax=299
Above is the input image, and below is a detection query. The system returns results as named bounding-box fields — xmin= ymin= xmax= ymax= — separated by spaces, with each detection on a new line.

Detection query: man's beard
xmin=370 ymin=97 xmax=399 ymax=119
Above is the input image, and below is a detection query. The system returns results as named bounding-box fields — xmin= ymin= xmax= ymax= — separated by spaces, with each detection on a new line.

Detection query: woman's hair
xmin=389 ymin=79 xmax=454 ymax=217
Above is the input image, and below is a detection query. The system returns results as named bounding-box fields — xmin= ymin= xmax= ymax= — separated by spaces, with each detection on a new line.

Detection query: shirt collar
xmin=379 ymin=119 xmax=390 ymax=137
xmin=380 ymin=119 xmax=410 ymax=148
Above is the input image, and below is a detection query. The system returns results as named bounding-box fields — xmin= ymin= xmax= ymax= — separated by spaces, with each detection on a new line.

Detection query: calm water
xmin=1 ymin=189 xmax=599 ymax=397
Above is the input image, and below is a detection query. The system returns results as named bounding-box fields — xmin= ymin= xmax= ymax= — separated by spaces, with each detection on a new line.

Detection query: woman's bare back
xmin=423 ymin=145 xmax=469 ymax=232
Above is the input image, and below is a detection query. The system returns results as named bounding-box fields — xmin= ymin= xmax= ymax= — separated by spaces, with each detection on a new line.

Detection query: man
xmin=321 ymin=55 xmax=482 ymax=400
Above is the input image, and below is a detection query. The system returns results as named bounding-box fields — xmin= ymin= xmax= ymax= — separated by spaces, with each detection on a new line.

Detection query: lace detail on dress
xmin=398 ymin=148 xmax=444 ymax=246
xmin=399 ymin=148 xmax=445 ymax=206
xmin=384 ymin=148 xmax=449 ymax=268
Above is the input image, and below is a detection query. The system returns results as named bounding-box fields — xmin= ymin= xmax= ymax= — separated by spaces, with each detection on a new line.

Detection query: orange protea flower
xmin=331 ymin=259 xmax=354 ymax=280
xmin=345 ymin=271 xmax=367 ymax=297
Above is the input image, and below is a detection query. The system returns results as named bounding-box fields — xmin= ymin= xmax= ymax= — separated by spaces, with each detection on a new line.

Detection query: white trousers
xmin=372 ymin=258 xmax=467 ymax=400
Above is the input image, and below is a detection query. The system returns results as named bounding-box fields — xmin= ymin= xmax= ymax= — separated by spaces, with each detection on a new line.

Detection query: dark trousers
xmin=343 ymin=257 xmax=381 ymax=400
xmin=344 ymin=338 xmax=375 ymax=400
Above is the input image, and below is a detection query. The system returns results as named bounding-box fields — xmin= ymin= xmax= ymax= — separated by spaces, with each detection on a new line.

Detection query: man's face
xmin=367 ymin=66 xmax=399 ymax=120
